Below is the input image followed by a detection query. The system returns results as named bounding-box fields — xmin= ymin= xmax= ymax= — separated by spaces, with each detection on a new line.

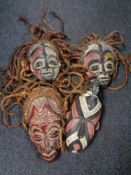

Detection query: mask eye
xmin=106 ymin=63 xmax=113 ymax=69
xmin=34 ymin=59 xmax=44 ymax=69
xmin=104 ymin=61 xmax=114 ymax=72
xmin=49 ymin=60 xmax=58 ymax=66
xmin=48 ymin=56 xmax=60 ymax=68
xmin=89 ymin=63 xmax=101 ymax=73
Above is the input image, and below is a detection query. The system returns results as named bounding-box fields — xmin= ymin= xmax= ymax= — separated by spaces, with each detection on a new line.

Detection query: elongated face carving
xmin=23 ymin=87 xmax=64 ymax=162
xmin=29 ymin=42 xmax=61 ymax=81
xmin=83 ymin=42 xmax=116 ymax=86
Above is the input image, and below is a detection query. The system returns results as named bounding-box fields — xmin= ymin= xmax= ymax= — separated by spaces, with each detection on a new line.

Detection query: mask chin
xmin=41 ymin=75 xmax=54 ymax=81
xmin=40 ymin=69 xmax=59 ymax=81
xmin=97 ymin=77 xmax=111 ymax=87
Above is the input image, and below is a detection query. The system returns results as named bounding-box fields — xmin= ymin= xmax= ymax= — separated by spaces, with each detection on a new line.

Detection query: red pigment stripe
xmin=66 ymin=118 xmax=80 ymax=133
xmin=87 ymin=122 xmax=95 ymax=140
xmin=66 ymin=111 xmax=71 ymax=120
xmin=73 ymin=143 xmax=81 ymax=151
xmin=87 ymin=114 xmax=101 ymax=140
xmin=90 ymin=114 xmax=100 ymax=125
xmin=42 ymin=151 xmax=56 ymax=162
xmin=72 ymin=101 xmax=79 ymax=118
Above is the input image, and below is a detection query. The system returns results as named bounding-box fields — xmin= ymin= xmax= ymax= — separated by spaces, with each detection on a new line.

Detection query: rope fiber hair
xmin=77 ymin=30 xmax=131 ymax=90
xmin=0 ymin=11 xmax=87 ymax=128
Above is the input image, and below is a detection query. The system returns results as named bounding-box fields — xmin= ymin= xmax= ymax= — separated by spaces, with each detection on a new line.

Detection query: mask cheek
xmin=53 ymin=67 xmax=60 ymax=79
xmin=86 ymin=71 xmax=96 ymax=79
xmin=30 ymin=64 xmax=41 ymax=80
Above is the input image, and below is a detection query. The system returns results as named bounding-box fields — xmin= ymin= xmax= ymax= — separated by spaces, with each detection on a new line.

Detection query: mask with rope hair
xmin=0 ymin=11 xmax=87 ymax=161
xmin=65 ymin=31 xmax=131 ymax=153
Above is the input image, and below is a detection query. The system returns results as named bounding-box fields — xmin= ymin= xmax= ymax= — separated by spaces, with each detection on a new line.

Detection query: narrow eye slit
xmin=36 ymin=62 xmax=42 ymax=67
xmin=106 ymin=64 xmax=113 ymax=69
xmin=89 ymin=65 xmax=99 ymax=72
xmin=49 ymin=60 xmax=58 ymax=65
xmin=34 ymin=60 xmax=43 ymax=69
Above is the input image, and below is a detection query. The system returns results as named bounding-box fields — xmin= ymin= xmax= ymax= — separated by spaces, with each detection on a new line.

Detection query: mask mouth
xmin=41 ymin=69 xmax=53 ymax=74
xmin=41 ymin=75 xmax=53 ymax=81
xmin=97 ymin=76 xmax=111 ymax=86
xmin=41 ymin=72 xmax=52 ymax=75
xmin=41 ymin=71 xmax=53 ymax=81
xmin=36 ymin=139 xmax=57 ymax=162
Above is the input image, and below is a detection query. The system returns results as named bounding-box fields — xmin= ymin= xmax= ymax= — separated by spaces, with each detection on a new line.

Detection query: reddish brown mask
xmin=23 ymin=87 xmax=64 ymax=162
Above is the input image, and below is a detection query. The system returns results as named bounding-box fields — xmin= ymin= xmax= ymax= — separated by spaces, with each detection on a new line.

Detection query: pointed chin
xmin=23 ymin=87 xmax=64 ymax=162
xmin=29 ymin=118 xmax=61 ymax=162
xmin=29 ymin=125 xmax=57 ymax=162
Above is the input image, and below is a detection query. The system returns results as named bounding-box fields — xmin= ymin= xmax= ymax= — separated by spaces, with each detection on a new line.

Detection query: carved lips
xmin=23 ymin=87 xmax=64 ymax=162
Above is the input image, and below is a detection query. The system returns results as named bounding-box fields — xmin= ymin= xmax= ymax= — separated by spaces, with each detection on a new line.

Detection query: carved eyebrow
xmin=103 ymin=50 xmax=114 ymax=57
xmin=45 ymin=46 xmax=57 ymax=56
xmin=104 ymin=58 xmax=114 ymax=63
xmin=35 ymin=56 xmax=44 ymax=60
xmin=48 ymin=55 xmax=59 ymax=61
xmin=86 ymin=50 xmax=100 ymax=56
xmin=88 ymin=59 xmax=101 ymax=67
xmin=48 ymin=55 xmax=57 ymax=58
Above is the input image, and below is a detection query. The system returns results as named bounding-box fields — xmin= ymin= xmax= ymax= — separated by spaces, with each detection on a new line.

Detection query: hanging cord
xmin=19 ymin=16 xmax=32 ymax=32
xmin=107 ymin=51 xmax=129 ymax=90
xmin=128 ymin=54 xmax=131 ymax=72
xmin=40 ymin=10 xmax=65 ymax=33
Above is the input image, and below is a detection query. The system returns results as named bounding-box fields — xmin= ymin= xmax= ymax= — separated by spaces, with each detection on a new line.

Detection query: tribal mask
xmin=82 ymin=42 xmax=116 ymax=86
xmin=23 ymin=87 xmax=64 ymax=162
xmin=28 ymin=42 xmax=61 ymax=81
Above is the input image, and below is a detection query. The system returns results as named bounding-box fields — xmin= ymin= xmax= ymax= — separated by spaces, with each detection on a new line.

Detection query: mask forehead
xmin=23 ymin=87 xmax=63 ymax=123
xmin=104 ymin=51 xmax=114 ymax=61
xmin=29 ymin=46 xmax=43 ymax=62
xmin=83 ymin=43 xmax=99 ymax=57
xmin=83 ymin=42 xmax=116 ymax=82
xmin=29 ymin=97 xmax=61 ymax=121
xmin=83 ymin=42 xmax=115 ymax=66
xmin=45 ymin=46 xmax=57 ymax=57
xmin=99 ymin=41 xmax=115 ymax=55
xmin=84 ymin=51 xmax=101 ymax=67
xmin=29 ymin=43 xmax=58 ymax=61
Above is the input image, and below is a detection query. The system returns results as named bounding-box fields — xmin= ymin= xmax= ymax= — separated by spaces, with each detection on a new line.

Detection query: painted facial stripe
xmin=84 ymin=52 xmax=101 ymax=67
xmin=66 ymin=131 xmax=79 ymax=146
xmin=66 ymin=111 xmax=72 ymax=121
xmin=70 ymin=140 xmax=83 ymax=152
xmin=84 ymin=44 xmax=99 ymax=56
xmin=73 ymin=143 xmax=81 ymax=151
xmin=75 ymin=96 xmax=85 ymax=119
xmin=104 ymin=52 xmax=114 ymax=60
xmin=80 ymin=136 xmax=88 ymax=149
xmin=66 ymin=131 xmax=88 ymax=151
xmin=79 ymin=95 xmax=90 ymax=118
xmin=30 ymin=47 xmax=43 ymax=62
xmin=87 ymin=122 xmax=95 ymax=140
xmin=66 ymin=118 xmax=80 ymax=133
xmin=78 ymin=92 xmax=102 ymax=118
xmin=72 ymin=101 xmax=79 ymax=118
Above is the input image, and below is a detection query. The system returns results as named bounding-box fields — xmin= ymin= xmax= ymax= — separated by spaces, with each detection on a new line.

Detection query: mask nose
xmin=45 ymin=64 xmax=49 ymax=71
xmin=44 ymin=59 xmax=49 ymax=71
xmin=99 ymin=71 xmax=106 ymax=75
